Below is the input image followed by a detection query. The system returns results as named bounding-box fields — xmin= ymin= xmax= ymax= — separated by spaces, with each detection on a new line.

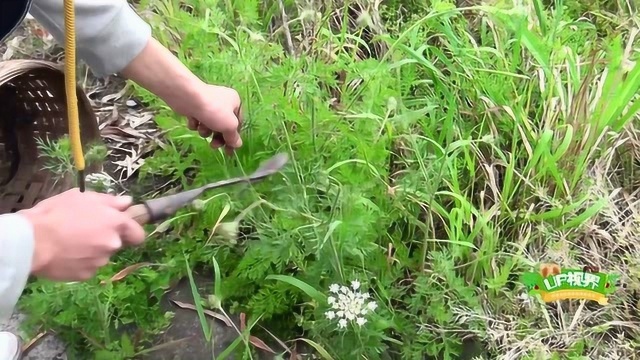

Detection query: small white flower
xmin=324 ymin=280 xmax=378 ymax=330
xmin=351 ymin=280 xmax=360 ymax=290
xmin=325 ymin=311 xmax=335 ymax=320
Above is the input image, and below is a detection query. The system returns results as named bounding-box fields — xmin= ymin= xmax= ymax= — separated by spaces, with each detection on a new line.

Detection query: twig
xmin=277 ymin=0 xmax=295 ymax=56
xmin=567 ymin=299 xmax=586 ymax=332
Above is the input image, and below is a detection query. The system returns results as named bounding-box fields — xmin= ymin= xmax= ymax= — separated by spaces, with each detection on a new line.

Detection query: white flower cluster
xmin=325 ymin=280 xmax=377 ymax=329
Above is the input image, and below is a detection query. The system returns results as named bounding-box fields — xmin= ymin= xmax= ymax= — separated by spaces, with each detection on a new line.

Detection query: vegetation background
xmin=7 ymin=0 xmax=640 ymax=358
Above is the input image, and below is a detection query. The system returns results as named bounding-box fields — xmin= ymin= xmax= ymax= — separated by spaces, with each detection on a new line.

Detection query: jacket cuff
xmin=0 ymin=214 xmax=35 ymax=320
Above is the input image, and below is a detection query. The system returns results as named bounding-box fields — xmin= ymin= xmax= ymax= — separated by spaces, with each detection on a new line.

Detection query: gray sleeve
xmin=29 ymin=0 xmax=152 ymax=77
xmin=0 ymin=214 xmax=35 ymax=321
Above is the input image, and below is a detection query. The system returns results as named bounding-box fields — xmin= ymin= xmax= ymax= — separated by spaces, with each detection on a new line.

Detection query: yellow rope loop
xmin=63 ymin=0 xmax=85 ymax=190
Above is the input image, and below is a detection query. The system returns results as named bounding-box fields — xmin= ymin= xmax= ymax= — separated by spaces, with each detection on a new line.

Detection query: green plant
xmin=36 ymin=135 xmax=109 ymax=186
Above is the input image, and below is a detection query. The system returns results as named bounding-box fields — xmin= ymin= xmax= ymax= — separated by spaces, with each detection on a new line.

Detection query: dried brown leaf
xmin=240 ymin=313 xmax=277 ymax=354
xmin=2 ymin=36 xmax=23 ymax=60
xmin=259 ymin=325 xmax=291 ymax=353
xmin=101 ymin=131 xmax=130 ymax=143
xmin=289 ymin=343 xmax=298 ymax=360
xmin=100 ymin=262 xmax=153 ymax=284
xmin=117 ymin=127 xmax=148 ymax=138
xmin=250 ymin=335 xmax=277 ymax=354
xmin=127 ymin=113 xmax=154 ymax=128
xmin=21 ymin=331 xmax=47 ymax=353
xmin=170 ymin=300 xmax=233 ymax=327
xmin=100 ymin=87 xmax=128 ymax=103
xmin=240 ymin=312 xmax=246 ymax=331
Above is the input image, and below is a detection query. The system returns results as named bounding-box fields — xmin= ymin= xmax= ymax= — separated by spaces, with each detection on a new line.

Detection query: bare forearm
xmin=120 ymin=38 xmax=203 ymax=115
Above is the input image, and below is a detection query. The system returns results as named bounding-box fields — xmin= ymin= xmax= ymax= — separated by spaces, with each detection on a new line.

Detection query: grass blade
xmin=265 ymin=275 xmax=325 ymax=303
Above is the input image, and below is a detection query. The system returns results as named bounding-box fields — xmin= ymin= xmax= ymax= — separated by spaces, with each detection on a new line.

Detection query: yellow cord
xmin=63 ymin=0 xmax=85 ymax=191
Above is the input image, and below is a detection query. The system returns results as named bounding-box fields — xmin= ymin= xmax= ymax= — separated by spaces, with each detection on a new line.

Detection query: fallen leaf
xmin=289 ymin=343 xmax=298 ymax=360
xmin=249 ymin=335 xmax=277 ymax=354
xmin=100 ymin=87 xmax=128 ymax=103
xmin=21 ymin=331 xmax=47 ymax=353
xmin=2 ymin=36 xmax=23 ymax=60
xmin=98 ymin=108 xmax=120 ymax=130
xmin=170 ymin=300 xmax=233 ymax=327
xmin=101 ymin=262 xmax=153 ymax=284
xmin=127 ymin=113 xmax=154 ymax=128
xmin=259 ymin=325 xmax=291 ymax=353
xmin=113 ymin=154 xmax=145 ymax=180
xmin=94 ymin=90 xmax=162 ymax=182
xmin=240 ymin=313 xmax=277 ymax=354
xmin=117 ymin=127 xmax=148 ymax=138
xmin=240 ymin=312 xmax=246 ymax=331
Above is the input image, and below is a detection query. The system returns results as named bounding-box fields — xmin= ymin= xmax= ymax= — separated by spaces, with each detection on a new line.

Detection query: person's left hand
xmin=177 ymin=83 xmax=244 ymax=155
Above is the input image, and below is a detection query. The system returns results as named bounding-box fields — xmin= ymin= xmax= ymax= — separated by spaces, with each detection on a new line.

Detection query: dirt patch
xmin=142 ymin=274 xmax=281 ymax=360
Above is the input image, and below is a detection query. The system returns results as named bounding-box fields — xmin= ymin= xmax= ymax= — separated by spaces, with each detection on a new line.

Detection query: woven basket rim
xmin=0 ymin=58 xmax=104 ymax=214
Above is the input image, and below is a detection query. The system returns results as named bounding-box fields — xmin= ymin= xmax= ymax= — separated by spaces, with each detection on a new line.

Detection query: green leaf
xmin=560 ymin=197 xmax=608 ymax=230
xmin=265 ymin=275 xmax=325 ymax=303
xmin=120 ymin=333 xmax=134 ymax=357
xmin=184 ymin=256 xmax=212 ymax=341
xmin=295 ymin=338 xmax=335 ymax=360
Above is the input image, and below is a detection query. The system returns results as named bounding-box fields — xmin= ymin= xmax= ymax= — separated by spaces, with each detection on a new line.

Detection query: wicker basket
xmin=0 ymin=59 xmax=103 ymax=215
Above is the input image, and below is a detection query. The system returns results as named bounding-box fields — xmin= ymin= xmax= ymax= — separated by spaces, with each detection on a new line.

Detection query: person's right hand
xmin=181 ymin=83 xmax=243 ymax=155
xmin=18 ymin=188 xmax=146 ymax=281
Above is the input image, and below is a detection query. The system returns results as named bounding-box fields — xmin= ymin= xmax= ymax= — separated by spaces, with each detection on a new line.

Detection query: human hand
xmin=180 ymin=83 xmax=243 ymax=155
xmin=19 ymin=189 xmax=146 ymax=281
xmin=118 ymin=39 xmax=243 ymax=154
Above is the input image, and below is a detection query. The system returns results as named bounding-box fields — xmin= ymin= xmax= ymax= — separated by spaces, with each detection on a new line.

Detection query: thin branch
xmin=278 ymin=0 xmax=296 ymax=56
